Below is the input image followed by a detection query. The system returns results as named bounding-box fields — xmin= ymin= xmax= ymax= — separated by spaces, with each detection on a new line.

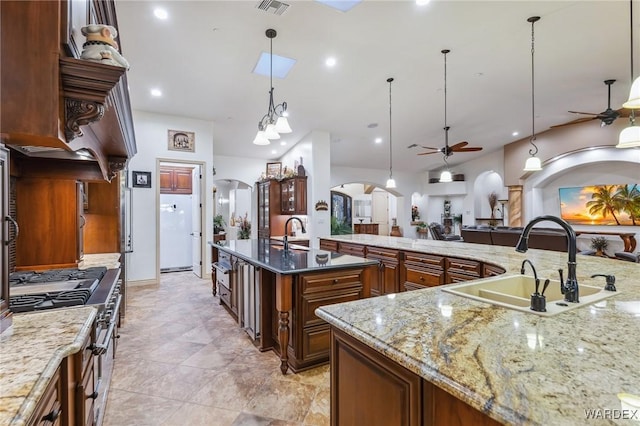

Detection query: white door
xmin=372 ymin=190 xmax=389 ymax=235
xmin=191 ymin=166 xmax=202 ymax=277
xmin=160 ymin=193 xmax=193 ymax=271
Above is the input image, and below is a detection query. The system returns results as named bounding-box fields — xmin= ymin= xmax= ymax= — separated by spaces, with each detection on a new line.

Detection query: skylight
xmin=315 ymin=0 xmax=361 ymax=12
xmin=253 ymin=52 xmax=296 ymax=79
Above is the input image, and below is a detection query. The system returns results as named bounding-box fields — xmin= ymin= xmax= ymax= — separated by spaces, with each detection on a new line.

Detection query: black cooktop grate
xmin=9 ymin=289 xmax=92 ymax=313
xmin=9 ymin=266 xmax=107 ymax=286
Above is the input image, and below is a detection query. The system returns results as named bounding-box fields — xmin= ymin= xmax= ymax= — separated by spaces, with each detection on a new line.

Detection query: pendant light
xmin=523 ymin=16 xmax=542 ymax=171
xmin=385 ymin=77 xmax=396 ymax=189
xmin=253 ymin=29 xmax=292 ymax=146
xmin=618 ymin=0 xmax=640 ymax=148
xmin=439 ymin=49 xmax=453 ymax=183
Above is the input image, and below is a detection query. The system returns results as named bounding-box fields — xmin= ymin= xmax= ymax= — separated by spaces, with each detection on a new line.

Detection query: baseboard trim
xmin=128 ymin=278 xmax=158 ymax=288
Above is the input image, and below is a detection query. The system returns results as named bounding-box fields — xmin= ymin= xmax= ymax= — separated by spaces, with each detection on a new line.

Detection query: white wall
xmin=127 ymin=110 xmax=214 ymax=283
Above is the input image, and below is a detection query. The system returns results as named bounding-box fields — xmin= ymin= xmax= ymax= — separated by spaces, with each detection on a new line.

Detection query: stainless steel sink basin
xmin=442 ymin=274 xmax=619 ymax=316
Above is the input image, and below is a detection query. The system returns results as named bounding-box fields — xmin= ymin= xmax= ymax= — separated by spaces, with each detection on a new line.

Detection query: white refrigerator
xmin=160 ymin=193 xmax=193 ymax=272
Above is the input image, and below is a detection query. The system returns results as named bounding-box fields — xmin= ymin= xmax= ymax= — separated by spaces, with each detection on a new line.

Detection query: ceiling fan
xmin=551 ymin=79 xmax=628 ymax=128
xmin=409 ymin=49 xmax=483 ymax=157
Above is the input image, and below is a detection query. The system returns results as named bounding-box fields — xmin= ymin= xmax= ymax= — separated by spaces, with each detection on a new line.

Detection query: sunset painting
xmin=559 ymin=184 xmax=640 ymax=226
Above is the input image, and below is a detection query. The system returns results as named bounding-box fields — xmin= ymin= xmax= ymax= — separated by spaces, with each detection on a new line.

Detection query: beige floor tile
xmin=104 ymin=272 xmax=331 ymax=426
xmin=161 ymin=402 xmax=239 ymax=426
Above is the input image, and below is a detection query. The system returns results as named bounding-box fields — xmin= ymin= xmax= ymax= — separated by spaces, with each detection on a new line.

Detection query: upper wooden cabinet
xmin=0 ymin=0 xmax=136 ymax=182
xmin=280 ymin=177 xmax=307 ymax=215
xmin=160 ymin=166 xmax=193 ymax=194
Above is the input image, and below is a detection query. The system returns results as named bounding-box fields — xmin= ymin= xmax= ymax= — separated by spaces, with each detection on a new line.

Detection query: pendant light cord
xmin=529 ymin=17 xmax=539 ymax=156
xmin=388 ymin=77 xmax=394 ymax=180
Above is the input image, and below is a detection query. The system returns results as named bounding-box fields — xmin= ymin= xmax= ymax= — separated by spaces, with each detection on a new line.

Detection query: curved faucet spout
xmin=515 ymin=215 xmax=579 ymax=303
xmin=283 ymin=217 xmax=306 ymax=251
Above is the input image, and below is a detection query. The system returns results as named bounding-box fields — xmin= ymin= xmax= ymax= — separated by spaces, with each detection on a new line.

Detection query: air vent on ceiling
xmin=256 ymin=0 xmax=290 ymax=15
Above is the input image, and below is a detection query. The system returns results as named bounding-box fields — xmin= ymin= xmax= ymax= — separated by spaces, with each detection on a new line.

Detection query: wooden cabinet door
xmin=159 ymin=166 xmax=192 ymax=194
xmin=159 ymin=169 xmax=172 ymax=192
xmin=280 ymin=177 xmax=307 ymax=214
xmin=77 ymin=182 xmax=84 ymax=261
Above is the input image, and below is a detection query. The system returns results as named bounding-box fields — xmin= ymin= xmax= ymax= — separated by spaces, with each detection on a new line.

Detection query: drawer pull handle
xmin=333 ymin=279 xmax=339 ymax=284
xmin=42 ymin=408 xmax=61 ymax=422
xmin=419 ymin=276 xmax=424 ymax=281
xmin=88 ymin=391 xmax=99 ymax=400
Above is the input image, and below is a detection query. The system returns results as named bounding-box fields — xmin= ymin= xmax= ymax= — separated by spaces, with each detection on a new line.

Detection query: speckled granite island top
xmin=315 ymin=235 xmax=640 ymax=425
xmin=0 ymin=306 xmax=97 ymax=425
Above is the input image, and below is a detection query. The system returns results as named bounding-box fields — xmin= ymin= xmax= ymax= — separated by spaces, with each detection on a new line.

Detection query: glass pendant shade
xmin=253 ymin=130 xmax=270 ymax=145
xmin=275 ymin=116 xmax=292 ymax=133
xmin=616 ymin=124 xmax=640 ymax=148
xmin=386 ymin=178 xmax=396 ymax=189
xmin=264 ymin=123 xmax=280 ymax=139
xmin=623 ymin=77 xmax=640 ymax=109
xmin=524 ymin=155 xmax=542 ymax=171
xmin=439 ymin=170 xmax=452 ymax=183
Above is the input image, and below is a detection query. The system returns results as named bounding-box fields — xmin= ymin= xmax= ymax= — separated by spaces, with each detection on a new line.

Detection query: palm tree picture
xmin=559 ymin=184 xmax=640 ymax=226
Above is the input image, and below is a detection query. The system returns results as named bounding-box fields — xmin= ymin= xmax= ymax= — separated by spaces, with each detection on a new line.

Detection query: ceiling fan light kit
xmin=523 ymin=16 xmax=543 ymax=171
xmin=439 ymin=170 xmax=453 ymax=183
xmin=617 ymin=0 xmax=640 ymax=148
xmin=254 ymin=29 xmax=292 ymax=146
xmin=385 ymin=77 xmax=397 ymax=189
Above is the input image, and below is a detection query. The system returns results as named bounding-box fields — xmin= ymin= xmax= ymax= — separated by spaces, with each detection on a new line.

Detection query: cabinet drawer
xmin=301 ymin=287 xmax=363 ymax=327
xmin=80 ymin=330 xmax=94 ymax=377
xmin=405 ymin=266 xmax=444 ymax=288
xmin=366 ymin=246 xmax=400 ymax=261
xmin=404 ymin=252 xmax=444 ymax=268
xmin=301 ymin=270 xmax=364 ymax=294
xmin=219 ymin=284 xmax=232 ymax=309
xmin=447 ymin=257 xmax=481 ymax=277
xmin=29 ymin=368 xmax=62 ymax=425
xmin=319 ymin=239 xmax=338 ymax=252
xmin=446 ymin=271 xmax=478 ymax=283
xmin=302 ymin=323 xmax=331 ymax=364
xmin=483 ymin=263 xmax=506 ymax=277
xmin=80 ymin=359 xmax=96 ymax=426
xmin=218 ymin=251 xmax=232 ymax=266
xmin=338 ymin=242 xmax=365 ymax=257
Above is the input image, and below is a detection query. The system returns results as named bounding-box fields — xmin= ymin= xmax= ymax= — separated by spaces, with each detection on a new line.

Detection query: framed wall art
xmin=168 ymin=129 xmax=195 ymax=152
xmin=266 ymin=162 xmax=282 ymax=178
xmin=559 ymin=184 xmax=639 ymax=226
xmin=132 ymin=171 xmax=152 ymax=188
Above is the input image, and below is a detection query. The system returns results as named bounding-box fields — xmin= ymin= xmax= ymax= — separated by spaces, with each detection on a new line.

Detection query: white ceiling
xmin=115 ymin=0 xmax=638 ymax=174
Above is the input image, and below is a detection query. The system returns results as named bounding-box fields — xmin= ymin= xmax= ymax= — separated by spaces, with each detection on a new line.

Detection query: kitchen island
xmin=210 ymin=239 xmax=379 ymax=374
xmin=0 ymin=306 xmax=97 ymax=425
xmin=315 ymin=235 xmax=640 ymax=425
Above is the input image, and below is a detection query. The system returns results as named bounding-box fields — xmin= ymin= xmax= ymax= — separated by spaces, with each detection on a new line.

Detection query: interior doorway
xmin=157 ymin=159 xmax=205 ymax=278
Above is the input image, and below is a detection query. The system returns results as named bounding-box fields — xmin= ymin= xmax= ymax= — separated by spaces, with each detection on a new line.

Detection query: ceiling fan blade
xmin=568 ymin=111 xmax=598 ymax=116
xmin=417 ymin=151 xmax=439 ymax=156
xmin=449 ymin=141 xmax=468 ymax=151
xmin=455 ymin=147 xmax=483 ymax=152
xmin=418 ymin=145 xmax=440 ymax=150
xmin=618 ymin=108 xmax=631 ymax=118
xmin=550 ymin=116 xmax=597 ymax=128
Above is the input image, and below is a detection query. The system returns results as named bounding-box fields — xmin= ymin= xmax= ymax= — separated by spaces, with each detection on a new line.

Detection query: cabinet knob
xmin=333 ymin=279 xmax=338 ymax=284
xmin=419 ymin=276 xmax=424 ymax=281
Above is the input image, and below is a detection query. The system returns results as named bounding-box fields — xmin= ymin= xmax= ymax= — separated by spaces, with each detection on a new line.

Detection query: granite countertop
xmin=209 ymin=238 xmax=378 ymax=274
xmin=315 ymin=234 xmax=640 ymax=425
xmin=79 ymin=252 xmax=121 ymax=269
xmin=0 ymin=307 xmax=97 ymax=425
xmin=270 ymin=235 xmax=310 ymax=242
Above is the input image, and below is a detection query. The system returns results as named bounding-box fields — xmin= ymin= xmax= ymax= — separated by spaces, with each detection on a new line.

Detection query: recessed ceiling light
xmin=150 ymin=88 xmax=162 ymax=97
xmin=153 ymin=8 xmax=168 ymax=20
xmin=325 ymin=57 xmax=337 ymax=67
xmin=375 ymin=138 xmax=383 ymax=144
xmin=416 ymin=0 xmax=430 ymax=5
xmin=512 ymin=131 xmax=519 ymax=137
xmin=280 ymin=141 xmax=287 ymax=146
xmin=271 ymin=150 xmax=277 ymax=154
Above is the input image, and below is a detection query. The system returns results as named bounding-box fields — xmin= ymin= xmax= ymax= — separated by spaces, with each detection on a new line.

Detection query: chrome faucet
xmin=283 ymin=217 xmax=306 ymax=251
xmin=515 ymin=215 xmax=579 ymax=303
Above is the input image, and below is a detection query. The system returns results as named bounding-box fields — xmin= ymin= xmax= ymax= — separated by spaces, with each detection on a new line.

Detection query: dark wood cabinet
xmin=365 ymin=246 xmax=401 ymax=295
xmin=331 ymin=328 xmax=501 ymax=426
xmin=319 ymin=239 xmax=338 ymax=252
xmin=403 ymin=251 xmax=445 ymax=291
xmin=446 ymin=257 xmax=482 ymax=283
xmin=354 ymin=223 xmax=379 ymax=235
xmin=280 ymin=177 xmax=307 ymax=215
xmin=160 ymin=166 xmax=193 ymax=194
xmin=337 ymin=242 xmax=366 ymax=257
xmin=28 ymin=367 xmax=62 ymax=426
xmin=257 ymin=179 xmax=284 ymax=239
xmin=484 ymin=263 xmax=506 ymax=277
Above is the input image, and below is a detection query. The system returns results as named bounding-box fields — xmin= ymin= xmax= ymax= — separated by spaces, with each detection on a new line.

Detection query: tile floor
xmin=103 ymin=271 xmax=330 ymax=426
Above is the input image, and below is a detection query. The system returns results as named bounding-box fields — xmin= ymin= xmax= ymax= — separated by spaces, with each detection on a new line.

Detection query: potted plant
xmin=590 ymin=236 xmax=609 ymax=257
xmin=238 ymin=213 xmax=251 ymax=239
xmin=453 ymin=214 xmax=463 ymax=234
xmin=213 ymin=214 xmax=226 ymax=234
